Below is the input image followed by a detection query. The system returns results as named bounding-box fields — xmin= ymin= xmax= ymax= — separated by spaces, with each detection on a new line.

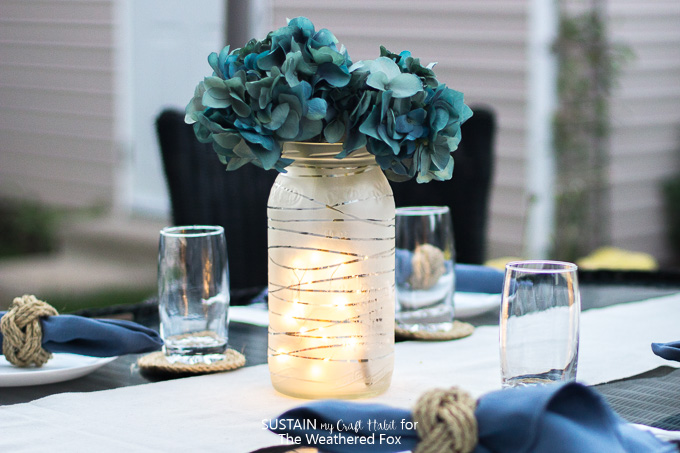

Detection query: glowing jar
xmin=267 ymin=142 xmax=395 ymax=399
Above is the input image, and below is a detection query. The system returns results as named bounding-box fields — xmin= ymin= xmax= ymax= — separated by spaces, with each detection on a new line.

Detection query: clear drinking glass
xmin=158 ymin=225 xmax=230 ymax=364
xmin=500 ymin=260 xmax=580 ymax=387
xmin=395 ymin=206 xmax=455 ymax=333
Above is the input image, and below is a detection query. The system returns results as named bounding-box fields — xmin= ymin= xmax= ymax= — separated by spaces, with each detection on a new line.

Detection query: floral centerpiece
xmin=185 ymin=17 xmax=472 ymax=399
xmin=185 ymin=16 xmax=472 ymax=183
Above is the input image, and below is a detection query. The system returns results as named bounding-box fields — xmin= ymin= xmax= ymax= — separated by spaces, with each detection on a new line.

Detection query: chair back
xmin=390 ymin=106 xmax=496 ymax=264
xmin=156 ymin=110 xmax=277 ymax=291
xmin=156 ymin=105 xmax=495 ymax=293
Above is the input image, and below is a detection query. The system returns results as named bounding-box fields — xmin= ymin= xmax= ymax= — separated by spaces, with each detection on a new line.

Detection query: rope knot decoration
xmin=409 ymin=243 xmax=446 ymax=290
xmin=413 ymin=386 xmax=478 ymax=453
xmin=1 ymin=295 xmax=58 ymax=367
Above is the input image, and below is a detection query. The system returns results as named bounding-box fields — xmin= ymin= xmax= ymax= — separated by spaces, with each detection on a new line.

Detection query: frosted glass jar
xmin=267 ymin=142 xmax=395 ymax=399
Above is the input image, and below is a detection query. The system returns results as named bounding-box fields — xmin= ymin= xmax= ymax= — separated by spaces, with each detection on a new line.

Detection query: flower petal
xmin=370 ymin=57 xmax=402 ymax=80
xmin=388 ymin=73 xmax=423 ymax=98
xmin=366 ymin=72 xmax=389 ymax=91
xmin=268 ymin=103 xmax=291 ymax=130
xmin=306 ymin=97 xmax=327 ymax=120
xmin=316 ymin=62 xmax=351 ymax=87
xmin=277 ymin=109 xmax=301 ymax=139
xmin=324 ymin=119 xmax=345 ymax=143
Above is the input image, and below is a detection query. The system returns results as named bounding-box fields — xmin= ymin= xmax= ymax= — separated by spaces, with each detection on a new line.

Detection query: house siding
xmin=272 ymin=0 xmax=531 ymax=259
xmin=0 ymin=0 xmax=677 ymax=264
xmin=0 ymin=0 xmax=116 ymax=208
xmin=608 ymin=0 xmax=680 ymax=262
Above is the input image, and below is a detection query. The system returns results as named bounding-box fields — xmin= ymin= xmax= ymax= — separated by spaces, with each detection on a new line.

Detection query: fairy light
xmin=310 ymin=364 xmax=323 ymax=378
xmin=266 ymin=144 xmax=395 ymax=399
xmin=335 ymin=296 xmax=348 ymax=310
xmin=310 ymin=251 xmax=322 ymax=265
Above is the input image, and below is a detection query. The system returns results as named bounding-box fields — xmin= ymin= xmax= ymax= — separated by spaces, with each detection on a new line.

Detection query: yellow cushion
xmin=577 ymin=247 xmax=658 ymax=271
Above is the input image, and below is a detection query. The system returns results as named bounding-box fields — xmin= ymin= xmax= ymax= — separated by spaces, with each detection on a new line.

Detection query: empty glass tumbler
xmin=158 ymin=225 xmax=230 ymax=364
xmin=395 ymin=206 xmax=455 ymax=333
xmin=500 ymin=260 xmax=580 ymax=387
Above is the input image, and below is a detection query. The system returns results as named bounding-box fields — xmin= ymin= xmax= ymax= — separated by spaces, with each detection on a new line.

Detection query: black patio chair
xmin=156 ymin=105 xmax=496 ymax=297
xmin=390 ymin=106 xmax=497 ymax=264
xmin=156 ymin=109 xmax=277 ymax=296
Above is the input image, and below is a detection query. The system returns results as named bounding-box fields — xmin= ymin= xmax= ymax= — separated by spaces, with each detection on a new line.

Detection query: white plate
xmin=455 ymin=292 xmax=501 ymax=318
xmin=0 ymin=354 xmax=117 ymax=387
xmin=397 ymin=273 xmax=455 ymax=310
xmin=633 ymin=424 xmax=680 ymax=442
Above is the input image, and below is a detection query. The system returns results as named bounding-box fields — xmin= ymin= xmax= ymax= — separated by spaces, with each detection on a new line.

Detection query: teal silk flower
xmin=185 ymin=16 xmax=472 ymax=182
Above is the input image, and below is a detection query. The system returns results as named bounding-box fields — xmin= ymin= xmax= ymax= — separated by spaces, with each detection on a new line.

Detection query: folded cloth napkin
xmin=395 ymin=248 xmax=504 ymax=294
xmin=652 ymin=341 xmax=680 ymax=362
xmin=454 ymin=263 xmax=504 ymax=294
xmin=0 ymin=311 xmax=163 ymax=358
xmin=269 ymin=382 xmax=675 ymax=453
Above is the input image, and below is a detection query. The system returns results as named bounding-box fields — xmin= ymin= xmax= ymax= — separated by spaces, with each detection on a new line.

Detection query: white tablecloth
xmin=1 ymin=293 xmax=678 ymax=452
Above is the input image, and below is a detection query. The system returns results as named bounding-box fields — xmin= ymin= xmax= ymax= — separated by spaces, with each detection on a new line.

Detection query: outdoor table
xmin=0 ymin=271 xmax=679 ymax=451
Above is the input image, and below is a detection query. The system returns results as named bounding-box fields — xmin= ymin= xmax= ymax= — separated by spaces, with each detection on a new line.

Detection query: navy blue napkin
xmin=652 ymin=341 xmax=680 ymax=362
xmin=454 ymin=263 xmax=504 ymax=294
xmin=395 ymin=249 xmax=504 ymax=294
xmin=269 ymin=382 xmax=674 ymax=453
xmin=0 ymin=312 xmax=163 ymax=357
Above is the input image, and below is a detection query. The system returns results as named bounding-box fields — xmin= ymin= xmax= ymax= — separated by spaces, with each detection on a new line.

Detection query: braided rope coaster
xmin=395 ymin=320 xmax=474 ymax=341
xmin=137 ymin=349 xmax=246 ymax=375
xmin=1 ymin=295 xmax=58 ymax=367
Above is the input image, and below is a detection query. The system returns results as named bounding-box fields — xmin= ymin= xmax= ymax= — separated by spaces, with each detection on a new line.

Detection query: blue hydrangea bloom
xmin=185 ymin=17 xmax=472 ymax=182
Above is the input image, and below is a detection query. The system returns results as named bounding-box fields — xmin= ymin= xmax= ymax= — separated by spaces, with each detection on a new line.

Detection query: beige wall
xmin=1 ymin=0 xmax=678 ymax=264
xmin=272 ymin=0 xmax=531 ymax=258
xmin=273 ymin=0 xmax=680 ymax=263
xmin=0 ymin=0 xmax=117 ymax=208
xmin=608 ymin=1 xmax=680 ymax=263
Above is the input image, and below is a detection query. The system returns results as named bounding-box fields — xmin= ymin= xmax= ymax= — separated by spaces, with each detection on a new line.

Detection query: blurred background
xmin=0 ymin=0 xmax=678 ymax=310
